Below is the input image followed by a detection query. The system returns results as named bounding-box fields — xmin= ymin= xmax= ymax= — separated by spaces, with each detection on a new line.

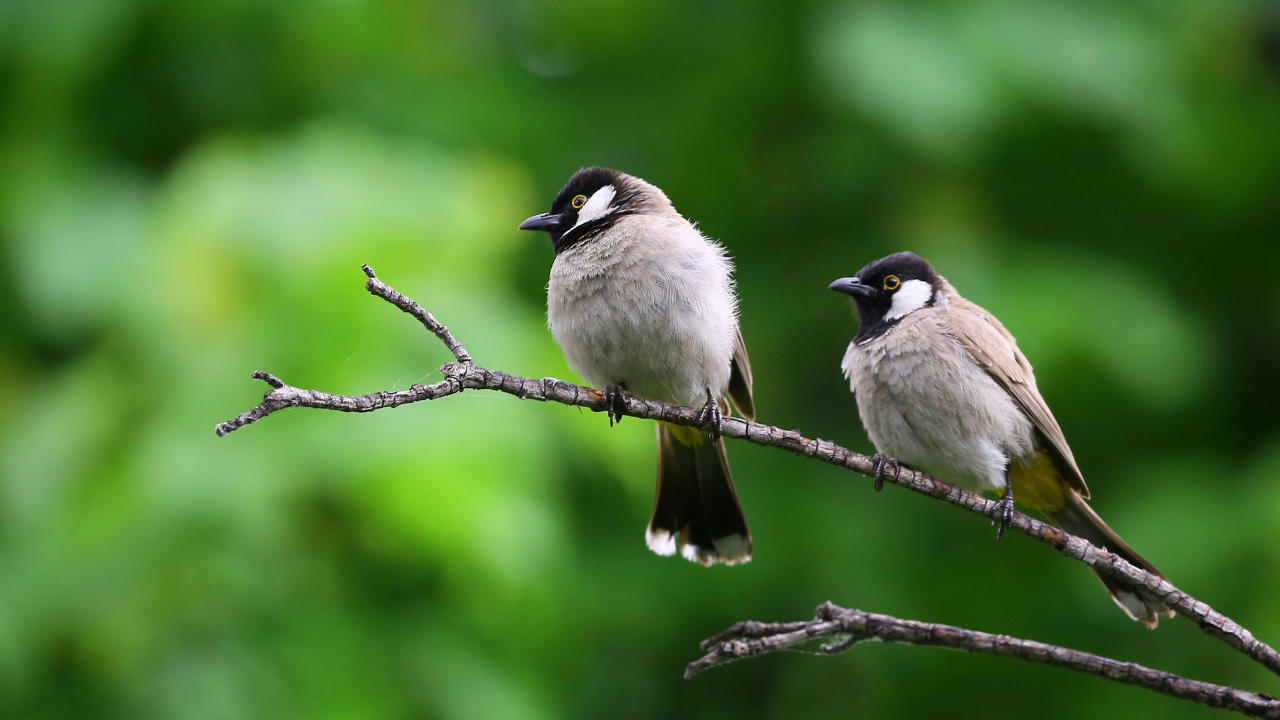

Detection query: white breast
xmin=547 ymin=215 xmax=739 ymax=406
xmin=842 ymin=310 xmax=1035 ymax=493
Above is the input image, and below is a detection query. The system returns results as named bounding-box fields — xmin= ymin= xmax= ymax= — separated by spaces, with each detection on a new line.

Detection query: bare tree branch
xmin=214 ymin=265 xmax=1280 ymax=710
xmin=360 ymin=264 xmax=471 ymax=365
xmin=687 ymin=602 xmax=1280 ymax=719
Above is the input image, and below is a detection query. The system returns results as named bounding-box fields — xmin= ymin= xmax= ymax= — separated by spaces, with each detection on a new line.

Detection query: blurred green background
xmin=2 ymin=0 xmax=1280 ymax=717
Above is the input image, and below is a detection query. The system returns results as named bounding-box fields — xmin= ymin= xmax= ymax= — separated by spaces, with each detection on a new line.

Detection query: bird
xmin=830 ymin=251 xmax=1173 ymax=627
xmin=518 ymin=167 xmax=755 ymax=566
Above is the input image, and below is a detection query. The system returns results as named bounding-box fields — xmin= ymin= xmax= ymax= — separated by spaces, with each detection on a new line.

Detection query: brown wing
xmin=945 ymin=296 xmax=1089 ymax=498
xmin=726 ymin=328 xmax=755 ymax=421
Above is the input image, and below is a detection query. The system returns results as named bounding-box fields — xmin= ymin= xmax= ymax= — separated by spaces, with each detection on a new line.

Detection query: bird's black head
xmin=518 ymin=167 xmax=648 ymax=253
xmin=830 ymin=252 xmax=944 ymax=342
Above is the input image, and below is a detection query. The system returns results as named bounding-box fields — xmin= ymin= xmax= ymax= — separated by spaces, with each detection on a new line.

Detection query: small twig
xmin=686 ymin=602 xmax=1280 ymax=719
xmin=215 ymin=265 xmax=1280 ymax=685
xmin=215 ymin=373 xmax=458 ymax=437
xmin=361 ymin=264 xmax=471 ymax=364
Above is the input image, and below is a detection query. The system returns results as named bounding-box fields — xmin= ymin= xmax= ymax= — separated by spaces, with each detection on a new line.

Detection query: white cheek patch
xmin=571 ymin=184 xmax=616 ymax=228
xmin=884 ymin=279 xmax=933 ymax=321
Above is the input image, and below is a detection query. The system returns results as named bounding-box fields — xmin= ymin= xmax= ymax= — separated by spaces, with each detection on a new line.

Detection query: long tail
xmin=647 ymin=423 xmax=752 ymax=566
xmin=1046 ymin=493 xmax=1173 ymax=628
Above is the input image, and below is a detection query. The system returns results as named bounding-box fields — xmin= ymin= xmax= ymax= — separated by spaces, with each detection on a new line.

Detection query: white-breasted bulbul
xmin=520 ymin=167 xmax=754 ymax=566
xmin=831 ymin=252 xmax=1173 ymax=627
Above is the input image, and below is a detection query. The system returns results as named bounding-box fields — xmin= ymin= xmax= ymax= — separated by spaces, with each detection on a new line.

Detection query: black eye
xmin=571 ymin=194 xmax=588 ymax=209
xmin=883 ymin=275 xmax=900 ymax=291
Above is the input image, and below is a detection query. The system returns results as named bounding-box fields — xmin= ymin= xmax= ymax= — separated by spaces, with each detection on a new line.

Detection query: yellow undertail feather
xmin=1009 ymin=451 xmax=1066 ymax=513
xmin=660 ymin=421 xmax=708 ymax=448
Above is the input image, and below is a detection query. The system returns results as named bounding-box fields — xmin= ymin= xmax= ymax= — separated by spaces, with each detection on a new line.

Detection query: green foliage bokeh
xmin=2 ymin=1 xmax=1280 ymax=717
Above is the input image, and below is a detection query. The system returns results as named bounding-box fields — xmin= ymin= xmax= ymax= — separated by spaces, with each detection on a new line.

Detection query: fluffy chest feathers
xmin=547 ymin=214 xmax=738 ymax=406
xmin=841 ymin=308 xmax=1036 ymax=492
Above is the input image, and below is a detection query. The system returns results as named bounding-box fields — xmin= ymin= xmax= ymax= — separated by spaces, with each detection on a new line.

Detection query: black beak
xmin=830 ymin=276 xmax=874 ymax=297
xmin=518 ymin=212 xmax=563 ymax=232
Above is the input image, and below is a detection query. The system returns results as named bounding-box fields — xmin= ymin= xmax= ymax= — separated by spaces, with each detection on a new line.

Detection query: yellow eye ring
xmin=571 ymin=194 xmax=588 ymax=209
xmin=883 ymin=275 xmax=901 ymax=291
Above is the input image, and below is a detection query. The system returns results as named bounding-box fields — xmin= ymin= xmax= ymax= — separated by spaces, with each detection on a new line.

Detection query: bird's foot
xmin=992 ymin=484 xmax=1015 ymax=540
xmin=869 ymin=454 xmax=902 ymax=492
xmin=603 ymin=384 xmax=628 ymax=427
xmin=696 ymin=388 xmax=722 ymax=441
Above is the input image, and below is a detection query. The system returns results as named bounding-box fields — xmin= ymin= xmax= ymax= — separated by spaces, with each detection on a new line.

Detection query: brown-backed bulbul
xmin=832 ymin=252 xmax=1172 ymax=627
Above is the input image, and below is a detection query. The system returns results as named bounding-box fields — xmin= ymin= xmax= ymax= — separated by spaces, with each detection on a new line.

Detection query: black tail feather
xmin=649 ymin=424 xmax=751 ymax=566
xmin=1046 ymin=493 xmax=1173 ymax=628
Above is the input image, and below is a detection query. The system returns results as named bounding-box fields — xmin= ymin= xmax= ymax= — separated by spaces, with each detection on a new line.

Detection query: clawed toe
xmin=603 ymin=384 xmax=628 ymax=427
xmin=870 ymin=453 xmax=902 ymax=492
xmin=696 ymin=388 xmax=722 ymax=440
xmin=992 ymin=487 xmax=1015 ymax=540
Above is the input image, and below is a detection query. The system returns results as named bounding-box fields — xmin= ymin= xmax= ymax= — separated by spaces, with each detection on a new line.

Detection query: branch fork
xmin=215 ymin=265 xmax=1280 ymax=716
xmin=688 ymin=602 xmax=1280 ymax=719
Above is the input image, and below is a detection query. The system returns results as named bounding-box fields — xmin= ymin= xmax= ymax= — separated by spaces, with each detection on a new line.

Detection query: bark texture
xmin=689 ymin=602 xmax=1280 ymax=719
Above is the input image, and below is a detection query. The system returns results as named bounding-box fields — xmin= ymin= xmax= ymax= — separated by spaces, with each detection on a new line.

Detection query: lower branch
xmin=213 ymin=265 xmax=1280 ymax=687
xmin=688 ymin=602 xmax=1280 ymax=719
